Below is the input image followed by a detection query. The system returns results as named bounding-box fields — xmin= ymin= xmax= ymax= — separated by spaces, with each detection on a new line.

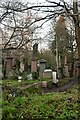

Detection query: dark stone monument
xmin=39 ymin=59 xmax=46 ymax=79
xmin=31 ymin=43 xmax=38 ymax=73
xmin=33 ymin=43 xmax=38 ymax=57
xmin=6 ymin=56 xmax=13 ymax=78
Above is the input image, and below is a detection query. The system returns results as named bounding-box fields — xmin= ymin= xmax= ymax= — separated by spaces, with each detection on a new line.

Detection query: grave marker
xmin=39 ymin=59 xmax=46 ymax=78
xmin=52 ymin=71 xmax=58 ymax=84
xmin=6 ymin=56 xmax=13 ymax=78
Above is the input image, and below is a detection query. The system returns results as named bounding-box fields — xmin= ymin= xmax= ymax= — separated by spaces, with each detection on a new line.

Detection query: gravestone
xmin=39 ymin=59 xmax=46 ymax=78
xmin=52 ymin=71 xmax=58 ymax=84
xmin=43 ymin=69 xmax=52 ymax=79
xmin=6 ymin=56 xmax=13 ymax=78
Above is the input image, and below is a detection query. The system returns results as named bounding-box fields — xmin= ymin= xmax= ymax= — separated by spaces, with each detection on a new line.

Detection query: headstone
xmin=6 ymin=56 xmax=13 ymax=78
xmin=52 ymin=71 xmax=58 ymax=84
xmin=39 ymin=59 xmax=46 ymax=73
xmin=39 ymin=59 xmax=46 ymax=78
xmin=43 ymin=69 xmax=52 ymax=79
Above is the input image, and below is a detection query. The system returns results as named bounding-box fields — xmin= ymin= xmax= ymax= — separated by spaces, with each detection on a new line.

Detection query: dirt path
xmin=42 ymin=78 xmax=78 ymax=93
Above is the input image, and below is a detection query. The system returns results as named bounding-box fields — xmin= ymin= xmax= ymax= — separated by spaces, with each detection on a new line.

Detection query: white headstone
xmin=27 ymin=73 xmax=32 ymax=80
xmin=52 ymin=72 xmax=58 ymax=84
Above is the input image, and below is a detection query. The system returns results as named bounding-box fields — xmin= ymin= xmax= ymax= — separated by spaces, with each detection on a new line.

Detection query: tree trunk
xmin=73 ymin=0 xmax=80 ymax=78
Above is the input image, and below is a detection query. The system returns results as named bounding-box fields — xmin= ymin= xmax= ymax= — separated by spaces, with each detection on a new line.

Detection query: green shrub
xmin=22 ymin=71 xmax=28 ymax=80
xmin=32 ymin=72 xmax=38 ymax=79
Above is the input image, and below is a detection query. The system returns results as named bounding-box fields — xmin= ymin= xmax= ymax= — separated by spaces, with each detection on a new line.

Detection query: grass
xmin=2 ymin=78 xmax=50 ymax=87
xmin=1 ymin=78 xmax=79 ymax=120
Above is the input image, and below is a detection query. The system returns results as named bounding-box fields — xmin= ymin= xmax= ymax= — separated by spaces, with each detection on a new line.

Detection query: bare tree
xmin=0 ymin=0 xmax=80 ymax=77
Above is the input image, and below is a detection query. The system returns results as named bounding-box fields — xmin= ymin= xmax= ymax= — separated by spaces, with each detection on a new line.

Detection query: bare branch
xmin=4 ymin=28 xmax=16 ymax=49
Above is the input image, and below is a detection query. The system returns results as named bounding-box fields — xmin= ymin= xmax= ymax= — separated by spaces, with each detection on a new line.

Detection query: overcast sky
xmin=21 ymin=0 xmax=71 ymax=4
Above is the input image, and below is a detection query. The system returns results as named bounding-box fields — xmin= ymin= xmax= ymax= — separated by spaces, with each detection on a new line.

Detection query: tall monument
xmin=31 ymin=43 xmax=38 ymax=73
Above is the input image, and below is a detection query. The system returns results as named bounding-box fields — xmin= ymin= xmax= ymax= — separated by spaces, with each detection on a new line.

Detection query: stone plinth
xmin=31 ymin=57 xmax=37 ymax=72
